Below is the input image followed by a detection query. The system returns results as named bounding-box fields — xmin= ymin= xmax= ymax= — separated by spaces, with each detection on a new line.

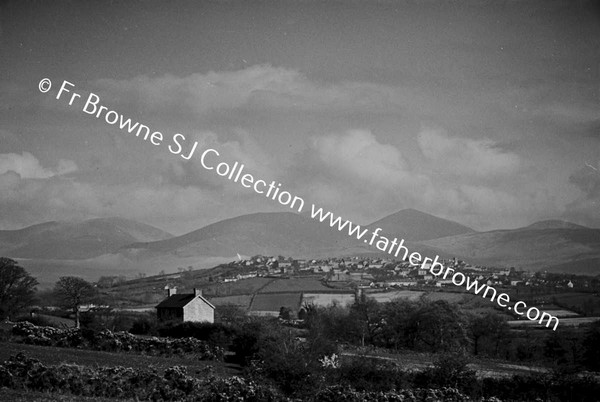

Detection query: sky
xmin=0 ymin=0 xmax=599 ymax=235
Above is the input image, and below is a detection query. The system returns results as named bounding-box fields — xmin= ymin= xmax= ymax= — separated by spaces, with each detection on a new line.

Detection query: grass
xmin=302 ymin=292 xmax=355 ymax=307
xmin=340 ymin=346 xmax=548 ymax=379
xmin=369 ymin=290 xmax=425 ymax=303
xmin=0 ymin=341 xmax=241 ymax=377
xmin=250 ymin=293 xmax=302 ymax=312
xmin=0 ymin=388 xmax=135 ymax=402
xmin=204 ymin=277 xmax=273 ymax=297
xmin=259 ymin=276 xmax=331 ymax=293
xmin=210 ymin=294 xmax=253 ymax=309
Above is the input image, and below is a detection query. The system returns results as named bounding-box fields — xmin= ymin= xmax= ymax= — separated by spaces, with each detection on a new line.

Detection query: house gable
xmin=156 ymin=289 xmax=215 ymax=323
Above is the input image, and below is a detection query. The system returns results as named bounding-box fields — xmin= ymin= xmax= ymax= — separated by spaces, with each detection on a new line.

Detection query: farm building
xmin=155 ymin=288 xmax=215 ymax=323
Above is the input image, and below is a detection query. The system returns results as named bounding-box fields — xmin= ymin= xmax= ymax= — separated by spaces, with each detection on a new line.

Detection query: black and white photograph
xmin=1 ymin=1 xmax=599 ymax=400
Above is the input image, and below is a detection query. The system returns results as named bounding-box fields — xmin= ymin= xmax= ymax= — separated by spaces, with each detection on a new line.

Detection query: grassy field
xmin=0 ymin=341 xmax=241 ymax=377
xmin=340 ymin=347 xmax=548 ymax=379
xmin=250 ymin=293 xmax=302 ymax=312
xmin=508 ymin=316 xmax=600 ymax=328
xmin=424 ymin=290 xmax=470 ymax=304
xmin=259 ymin=276 xmax=331 ymax=293
xmin=303 ymin=292 xmax=355 ymax=307
xmin=0 ymin=388 xmax=134 ymax=402
xmin=368 ymin=290 xmax=425 ymax=303
xmin=210 ymin=294 xmax=253 ymax=309
xmin=204 ymin=277 xmax=273 ymax=297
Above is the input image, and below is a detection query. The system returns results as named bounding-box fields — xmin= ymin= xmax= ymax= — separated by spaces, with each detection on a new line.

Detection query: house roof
xmin=155 ymin=294 xmax=215 ymax=310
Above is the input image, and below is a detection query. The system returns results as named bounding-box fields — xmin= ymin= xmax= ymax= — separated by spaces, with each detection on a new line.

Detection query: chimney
xmin=194 ymin=288 xmax=202 ymax=297
xmin=166 ymin=287 xmax=177 ymax=297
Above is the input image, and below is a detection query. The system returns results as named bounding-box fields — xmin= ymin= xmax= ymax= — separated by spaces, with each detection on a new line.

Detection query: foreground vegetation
xmin=4 ymin=304 xmax=600 ymax=401
xmin=3 ymin=257 xmax=600 ymax=401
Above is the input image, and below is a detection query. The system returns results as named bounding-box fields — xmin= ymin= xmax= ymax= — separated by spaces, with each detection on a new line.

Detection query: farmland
xmin=250 ymin=292 xmax=302 ymax=313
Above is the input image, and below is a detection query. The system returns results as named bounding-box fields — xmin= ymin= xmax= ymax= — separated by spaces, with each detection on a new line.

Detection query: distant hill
xmin=0 ymin=217 xmax=173 ymax=259
xmin=368 ymin=208 xmax=474 ymax=241
xmin=121 ymin=212 xmax=367 ymax=259
xmin=6 ymin=210 xmax=600 ymax=283
xmin=421 ymin=227 xmax=600 ymax=274
xmin=522 ymin=220 xmax=588 ymax=230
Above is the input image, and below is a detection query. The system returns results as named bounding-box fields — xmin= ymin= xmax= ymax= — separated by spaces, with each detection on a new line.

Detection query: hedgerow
xmin=12 ymin=321 xmax=224 ymax=361
xmin=0 ymin=352 xmax=495 ymax=401
xmin=0 ymin=353 xmax=281 ymax=401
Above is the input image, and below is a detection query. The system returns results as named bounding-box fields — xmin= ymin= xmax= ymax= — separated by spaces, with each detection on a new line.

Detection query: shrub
xmin=130 ymin=315 xmax=158 ymax=335
xmin=12 ymin=322 xmax=224 ymax=361
xmin=413 ymin=351 xmax=478 ymax=394
xmin=0 ymin=353 xmax=284 ymax=401
xmin=157 ymin=321 xmax=239 ymax=349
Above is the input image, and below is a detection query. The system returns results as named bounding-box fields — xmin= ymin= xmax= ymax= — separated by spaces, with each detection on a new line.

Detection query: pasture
xmin=250 ymin=293 xmax=302 ymax=312
xmin=259 ymin=276 xmax=331 ymax=293
xmin=303 ymin=292 xmax=355 ymax=307
xmin=368 ymin=290 xmax=424 ymax=303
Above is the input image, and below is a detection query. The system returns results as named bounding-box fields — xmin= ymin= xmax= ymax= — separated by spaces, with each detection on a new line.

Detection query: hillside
xmin=0 ymin=217 xmax=173 ymax=260
xmin=421 ymin=227 xmax=600 ymax=274
xmin=523 ymin=220 xmax=588 ymax=230
xmin=7 ymin=210 xmax=600 ymax=284
xmin=367 ymin=208 xmax=474 ymax=241
xmin=121 ymin=212 xmax=367 ymax=259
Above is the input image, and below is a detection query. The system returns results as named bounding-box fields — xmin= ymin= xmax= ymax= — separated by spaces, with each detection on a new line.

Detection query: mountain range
xmin=0 ymin=217 xmax=173 ymax=260
xmin=2 ymin=210 xmax=599 ymax=285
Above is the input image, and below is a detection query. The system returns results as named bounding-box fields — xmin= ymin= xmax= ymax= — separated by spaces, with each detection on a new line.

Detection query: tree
xmin=0 ymin=257 xmax=38 ymax=319
xmin=54 ymin=276 xmax=96 ymax=328
xmin=469 ymin=312 xmax=510 ymax=356
xmin=408 ymin=300 xmax=470 ymax=353
xmin=582 ymin=320 xmax=600 ymax=371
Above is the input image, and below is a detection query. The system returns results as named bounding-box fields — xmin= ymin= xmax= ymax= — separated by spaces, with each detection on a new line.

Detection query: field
xmin=204 ymin=277 xmax=273 ymax=296
xmin=303 ymin=292 xmax=355 ymax=307
xmin=0 ymin=388 xmax=129 ymax=402
xmin=259 ymin=276 xmax=331 ymax=293
xmin=0 ymin=341 xmax=241 ymax=377
xmin=250 ymin=293 xmax=302 ymax=312
xmin=340 ymin=347 xmax=548 ymax=379
xmin=539 ymin=309 xmax=579 ymax=318
xmin=209 ymin=294 xmax=253 ymax=309
xmin=509 ymin=316 xmax=600 ymax=328
xmin=424 ymin=290 xmax=470 ymax=304
xmin=368 ymin=290 xmax=424 ymax=303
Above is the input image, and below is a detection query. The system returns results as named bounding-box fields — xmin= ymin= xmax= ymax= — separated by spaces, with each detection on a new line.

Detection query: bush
xmin=12 ymin=322 xmax=224 ymax=361
xmin=0 ymin=352 xmax=284 ymax=401
xmin=312 ymin=385 xmax=472 ymax=401
xmin=413 ymin=351 xmax=478 ymax=394
xmin=333 ymin=356 xmax=406 ymax=392
xmin=130 ymin=315 xmax=158 ymax=335
xmin=157 ymin=321 xmax=239 ymax=349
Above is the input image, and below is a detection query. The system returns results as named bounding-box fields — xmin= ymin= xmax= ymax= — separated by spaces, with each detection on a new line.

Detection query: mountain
xmin=7 ymin=210 xmax=600 ymax=283
xmin=121 ymin=212 xmax=367 ymax=259
xmin=523 ymin=220 xmax=588 ymax=230
xmin=0 ymin=217 xmax=173 ymax=260
xmin=421 ymin=226 xmax=600 ymax=274
xmin=367 ymin=208 xmax=474 ymax=241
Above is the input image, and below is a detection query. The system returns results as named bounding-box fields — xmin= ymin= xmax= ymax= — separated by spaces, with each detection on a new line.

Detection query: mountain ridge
xmin=0 ymin=217 xmax=173 ymax=260
xmin=4 ymin=210 xmax=600 ymax=278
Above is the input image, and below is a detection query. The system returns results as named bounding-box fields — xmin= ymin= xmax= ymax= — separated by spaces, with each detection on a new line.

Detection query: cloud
xmin=0 ymin=169 xmax=237 ymax=233
xmin=0 ymin=152 xmax=77 ymax=179
xmin=417 ymin=128 xmax=521 ymax=178
xmin=91 ymin=65 xmax=404 ymax=116
xmin=564 ymin=166 xmax=600 ymax=226
xmin=310 ymin=129 xmax=408 ymax=185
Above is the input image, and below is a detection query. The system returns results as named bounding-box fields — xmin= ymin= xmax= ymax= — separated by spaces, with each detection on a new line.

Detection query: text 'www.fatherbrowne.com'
xmin=41 ymin=77 xmax=559 ymax=331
